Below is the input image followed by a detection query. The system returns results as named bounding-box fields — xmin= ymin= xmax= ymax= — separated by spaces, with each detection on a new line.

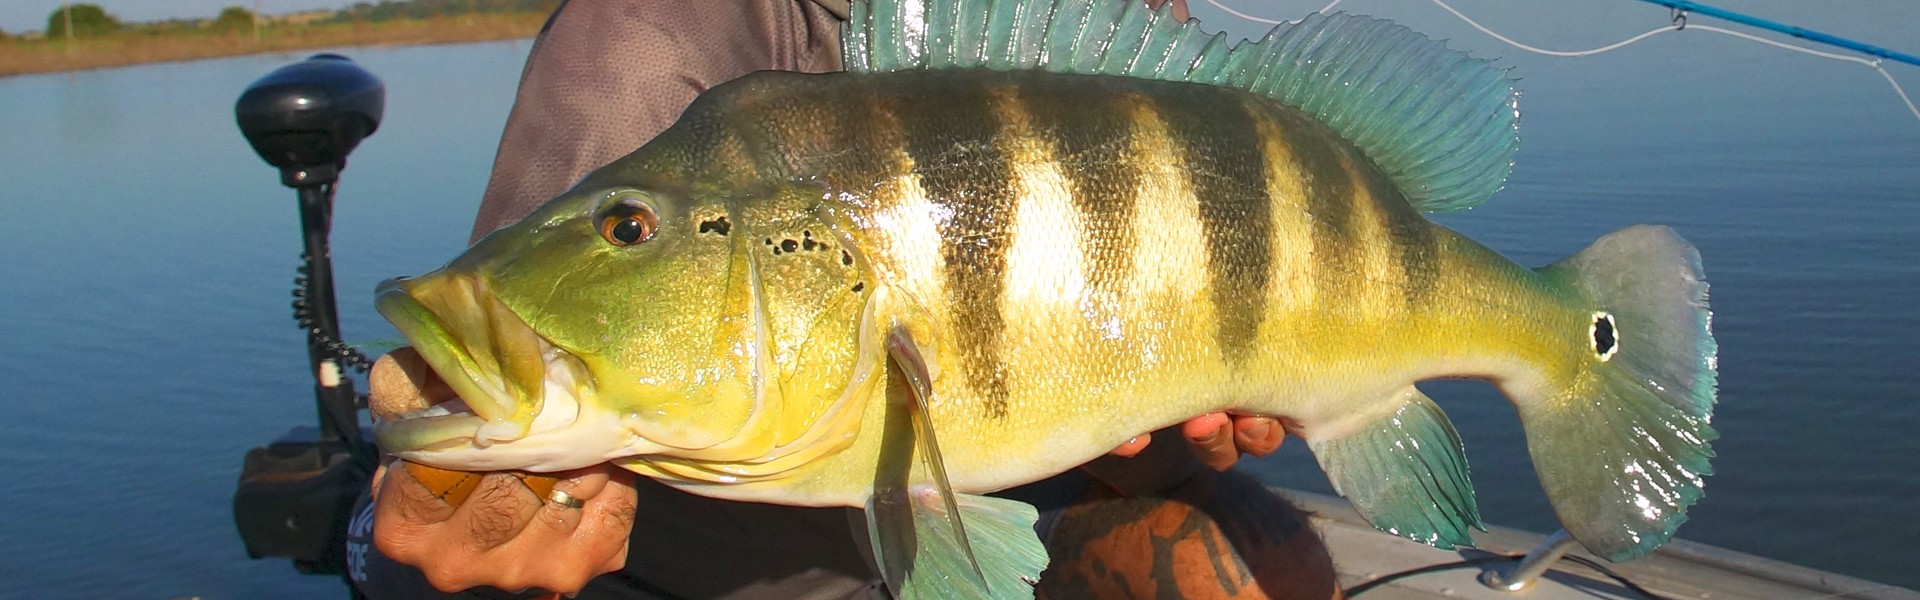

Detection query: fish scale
xmin=617 ymin=66 xmax=1499 ymax=490
xmin=771 ymin=70 xmax=1434 ymax=425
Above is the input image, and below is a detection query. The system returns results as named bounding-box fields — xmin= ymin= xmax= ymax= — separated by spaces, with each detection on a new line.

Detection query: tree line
xmin=14 ymin=1 xmax=560 ymax=40
xmin=320 ymin=0 xmax=561 ymax=25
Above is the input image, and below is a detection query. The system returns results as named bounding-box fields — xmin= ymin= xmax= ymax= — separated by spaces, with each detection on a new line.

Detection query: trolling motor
xmin=231 ymin=53 xmax=384 ymax=577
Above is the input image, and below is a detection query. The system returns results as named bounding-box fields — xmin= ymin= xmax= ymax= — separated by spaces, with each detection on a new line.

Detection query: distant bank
xmin=0 ymin=13 xmax=548 ymax=78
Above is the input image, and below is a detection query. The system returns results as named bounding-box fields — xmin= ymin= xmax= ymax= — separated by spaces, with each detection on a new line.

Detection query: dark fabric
xmin=618 ymin=479 xmax=889 ymax=600
xmin=470 ymin=0 xmax=843 ymax=241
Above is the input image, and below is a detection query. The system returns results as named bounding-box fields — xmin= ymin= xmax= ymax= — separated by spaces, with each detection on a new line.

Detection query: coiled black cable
xmin=293 ymin=258 xmax=373 ymax=373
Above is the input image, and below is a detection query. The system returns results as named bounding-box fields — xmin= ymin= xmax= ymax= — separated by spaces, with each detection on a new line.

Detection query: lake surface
xmin=1 ymin=2 xmax=1916 ymax=597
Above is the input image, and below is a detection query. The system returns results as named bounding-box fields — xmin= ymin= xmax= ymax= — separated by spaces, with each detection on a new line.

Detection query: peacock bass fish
xmin=373 ymin=0 xmax=1718 ymax=596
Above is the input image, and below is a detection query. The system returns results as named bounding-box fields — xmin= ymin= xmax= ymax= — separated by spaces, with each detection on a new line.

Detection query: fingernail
xmin=1245 ymin=419 xmax=1273 ymax=441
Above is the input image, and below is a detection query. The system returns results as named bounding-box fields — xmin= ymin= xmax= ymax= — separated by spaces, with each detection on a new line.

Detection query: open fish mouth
xmin=372 ymin=274 xmax=593 ymax=462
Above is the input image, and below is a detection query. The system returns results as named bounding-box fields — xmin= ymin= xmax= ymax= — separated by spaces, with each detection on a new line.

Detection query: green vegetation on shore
xmin=1 ymin=1 xmax=559 ymax=78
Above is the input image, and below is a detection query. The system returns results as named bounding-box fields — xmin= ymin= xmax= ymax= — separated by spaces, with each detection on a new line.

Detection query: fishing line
xmin=1201 ymin=0 xmax=1920 ymax=122
xmin=1426 ymin=0 xmax=1679 ymax=57
xmin=1204 ymin=0 xmax=1341 ymax=24
xmin=1681 ymin=24 xmax=1920 ymax=121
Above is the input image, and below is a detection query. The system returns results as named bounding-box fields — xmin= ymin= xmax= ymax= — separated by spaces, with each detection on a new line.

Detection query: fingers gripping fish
xmin=372 ymin=1 xmax=1717 ymax=597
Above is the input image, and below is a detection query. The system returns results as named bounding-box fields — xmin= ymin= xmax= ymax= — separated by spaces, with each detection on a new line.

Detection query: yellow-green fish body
xmin=592 ymin=67 xmax=1524 ymax=494
xmin=375 ymin=2 xmax=1716 ymax=596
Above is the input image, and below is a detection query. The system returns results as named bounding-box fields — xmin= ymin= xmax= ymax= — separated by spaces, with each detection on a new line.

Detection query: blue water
xmin=1 ymin=2 xmax=1916 ymax=597
xmin=0 ymin=42 xmax=527 ymax=598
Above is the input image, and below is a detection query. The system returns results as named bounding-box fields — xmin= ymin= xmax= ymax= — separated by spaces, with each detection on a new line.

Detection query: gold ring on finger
xmin=548 ymin=488 xmax=585 ymax=510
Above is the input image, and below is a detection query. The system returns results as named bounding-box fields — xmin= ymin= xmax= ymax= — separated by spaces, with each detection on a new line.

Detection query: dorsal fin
xmin=843 ymin=0 xmax=1520 ymax=212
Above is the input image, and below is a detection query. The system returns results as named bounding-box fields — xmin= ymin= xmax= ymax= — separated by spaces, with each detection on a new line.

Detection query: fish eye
xmin=597 ymin=193 xmax=658 ymax=247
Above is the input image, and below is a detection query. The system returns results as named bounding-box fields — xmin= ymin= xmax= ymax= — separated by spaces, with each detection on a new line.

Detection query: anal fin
xmin=866 ymin=326 xmax=1048 ymax=599
xmin=1310 ymin=386 xmax=1484 ymax=549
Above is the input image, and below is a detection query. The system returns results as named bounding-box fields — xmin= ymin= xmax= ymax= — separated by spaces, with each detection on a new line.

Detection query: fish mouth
xmin=372 ymin=274 xmax=591 ymax=458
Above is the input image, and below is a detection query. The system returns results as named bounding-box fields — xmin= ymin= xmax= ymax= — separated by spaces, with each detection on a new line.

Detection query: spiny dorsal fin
xmin=843 ymin=0 xmax=1520 ymax=212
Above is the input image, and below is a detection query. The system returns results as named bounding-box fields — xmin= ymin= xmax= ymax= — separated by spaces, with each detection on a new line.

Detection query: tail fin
xmin=1522 ymin=225 xmax=1718 ymax=561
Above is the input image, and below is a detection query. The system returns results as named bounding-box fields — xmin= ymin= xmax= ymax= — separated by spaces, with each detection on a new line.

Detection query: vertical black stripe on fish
xmin=701 ymin=88 xmax=780 ymax=187
xmin=1153 ymin=87 xmax=1273 ymax=366
xmin=706 ymin=73 xmax=901 ymax=199
xmin=816 ymin=77 xmax=910 ymax=196
xmin=616 ymin=94 xmax=725 ymax=184
xmin=1272 ymin=110 xmax=1356 ymax=303
xmin=1359 ymin=162 xmax=1439 ymax=308
xmin=693 ymin=74 xmax=800 ymax=185
xmin=1018 ymin=81 xmax=1139 ymax=301
xmin=895 ymin=73 xmax=1016 ymax=418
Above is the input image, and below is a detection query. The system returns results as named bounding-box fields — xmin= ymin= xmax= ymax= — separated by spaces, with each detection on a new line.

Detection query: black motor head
xmin=236 ymin=53 xmax=384 ymax=187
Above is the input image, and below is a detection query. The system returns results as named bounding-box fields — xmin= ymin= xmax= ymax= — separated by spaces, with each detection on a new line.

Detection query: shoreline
xmin=0 ymin=13 xmax=548 ymax=78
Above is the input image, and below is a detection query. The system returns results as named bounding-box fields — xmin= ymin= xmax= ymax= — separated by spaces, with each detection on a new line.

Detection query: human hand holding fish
xmin=367 ymin=348 xmax=636 ymax=595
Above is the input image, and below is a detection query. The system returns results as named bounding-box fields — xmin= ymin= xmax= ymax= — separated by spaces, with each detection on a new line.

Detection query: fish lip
xmin=373 ymin=274 xmax=556 ymax=451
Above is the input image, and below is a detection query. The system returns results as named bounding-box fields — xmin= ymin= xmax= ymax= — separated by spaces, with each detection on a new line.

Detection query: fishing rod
xmin=1207 ymin=0 xmax=1920 ymax=121
xmin=1631 ymin=0 xmax=1920 ymax=68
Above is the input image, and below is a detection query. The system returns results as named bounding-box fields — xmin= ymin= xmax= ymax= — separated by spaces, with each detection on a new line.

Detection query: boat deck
xmin=1275 ymin=490 xmax=1920 ymax=600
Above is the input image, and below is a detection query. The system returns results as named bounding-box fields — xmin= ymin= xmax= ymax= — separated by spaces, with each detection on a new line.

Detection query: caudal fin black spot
xmin=1592 ymin=312 xmax=1617 ymax=360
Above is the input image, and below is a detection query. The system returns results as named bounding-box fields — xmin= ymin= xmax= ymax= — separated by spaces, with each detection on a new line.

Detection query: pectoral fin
xmin=1310 ymin=386 xmax=1484 ymax=549
xmin=866 ymin=326 xmax=1048 ymax=599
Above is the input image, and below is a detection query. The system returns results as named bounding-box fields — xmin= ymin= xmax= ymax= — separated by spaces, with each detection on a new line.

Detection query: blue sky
xmin=3 ymin=1 xmax=352 ymax=33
